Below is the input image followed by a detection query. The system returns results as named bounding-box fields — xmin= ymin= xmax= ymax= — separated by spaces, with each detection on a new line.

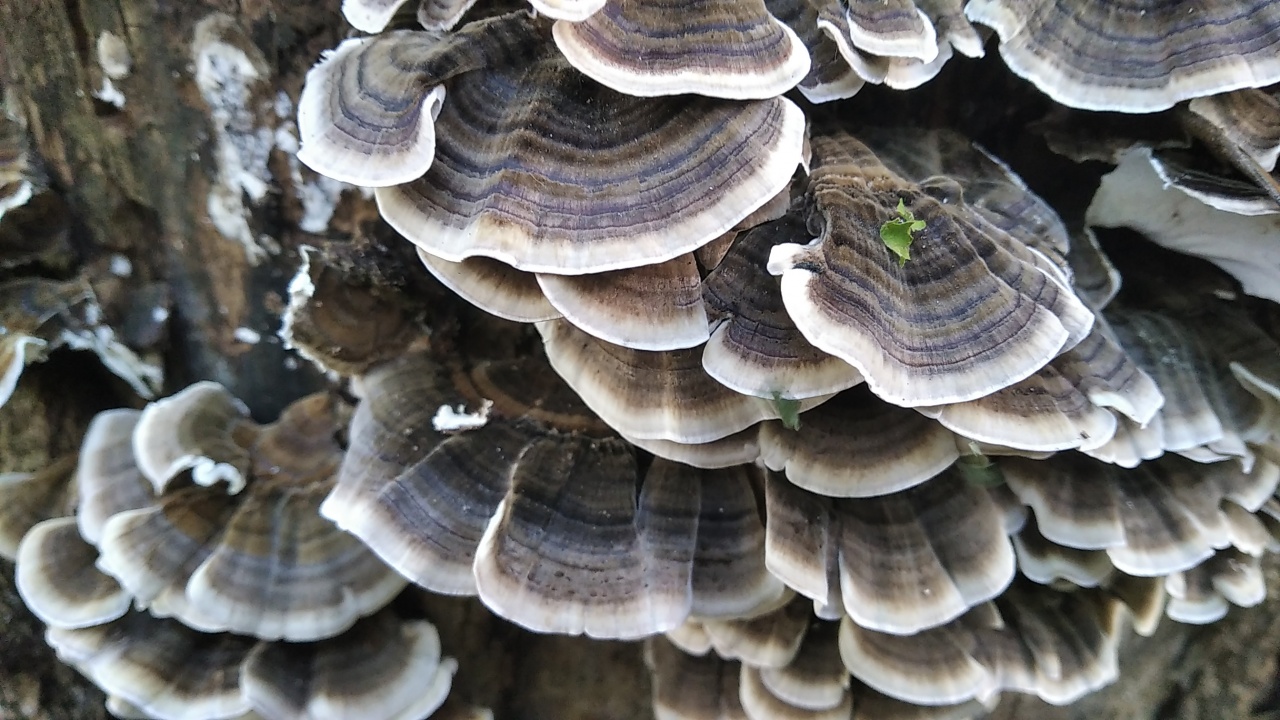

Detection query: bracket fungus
xmin=323 ymin=348 xmax=788 ymax=638
xmin=551 ymin=0 xmax=811 ymax=100
xmin=767 ymin=130 xmax=1094 ymax=407
xmin=966 ymin=0 xmax=1280 ymax=112
xmin=85 ymin=388 xmax=408 ymax=643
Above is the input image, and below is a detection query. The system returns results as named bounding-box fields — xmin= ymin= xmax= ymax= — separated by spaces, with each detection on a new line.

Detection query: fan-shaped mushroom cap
xmin=692 ymin=596 xmax=809 ymax=668
xmin=280 ymin=248 xmax=423 ymax=377
xmin=623 ymin=428 xmax=762 ymax=470
xmin=1012 ymin=517 xmax=1114 ymax=589
xmin=765 ymin=0 xmax=867 ymax=102
xmin=326 ymin=350 xmax=780 ymax=637
xmin=764 ymin=469 xmax=1015 ymax=635
xmin=1146 ymin=148 xmax=1280 ymax=216
xmin=47 ymin=612 xmax=257 ymax=720
xmin=840 ymin=587 xmax=1120 ymax=707
xmin=1106 ymin=572 xmax=1167 ymax=637
xmin=417 ymin=249 xmax=561 ymax=323
xmin=0 ymin=277 xmax=91 ymax=407
xmin=918 ymin=0 xmax=983 ymax=58
xmin=881 ymin=42 xmax=953 ymax=90
xmin=844 ymin=1 xmax=937 ymax=61
xmin=740 ymin=665 xmax=851 ymax=720
xmin=1088 ymin=308 xmax=1270 ymax=469
xmin=16 ymin=517 xmax=130 ymax=629
xmin=759 ymin=385 xmax=958 ymax=498
xmin=757 ymin=621 xmax=848 ymax=711
xmin=99 ymin=392 xmax=406 ymax=642
xmin=770 ymin=130 xmax=1092 ymax=407
xmin=1066 ymin=228 xmax=1122 ymax=310
xmin=702 ymin=215 xmax=863 ymax=401
xmin=920 ymin=323 xmax=1163 ymax=454
xmin=966 ymin=0 xmax=1280 ymax=112
xmin=131 ymin=381 xmax=253 ymax=495
xmin=1188 ymin=88 xmax=1280 ymax=173
xmin=539 ymin=320 xmax=828 ymax=444
xmin=1165 ymin=549 xmax=1266 ymax=624
xmin=471 ymin=445 xmax=701 ymax=639
xmin=646 ymin=637 xmax=749 ymax=720
xmin=241 ymin=613 xmax=456 ymax=720
xmin=537 ymin=254 xmax=710 ymax=351
xmin=0 ymin=454 xmax=76 ymax=560
xmin=551 ymin=0 xmax=810 ymax=99
xmin=297 ymin=13 xmax=546 ymax=187
xmin=378 ymin=50 xmax=806 ymax=274
xmin=75 ymin=410 xmax=155 ymax=546
xmin=1088 ymin=148 xmax=1280 ymax=302
xmin=1002 ymin=453 xmax=1244 ymax=576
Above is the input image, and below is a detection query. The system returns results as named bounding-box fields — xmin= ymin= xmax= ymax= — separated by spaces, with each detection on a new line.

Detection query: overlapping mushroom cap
xmin=768 ymin=128 xmax=1094 ymax=407
xmin=966 ymin=0 xmax=1280 ymax=112
xmin=323 ymin=347 xmax=786 ymax=639
xmin=78 ymin=386 xmax=407 ymax=642
xmin=6 ymin=401 xmax=475 ymax=720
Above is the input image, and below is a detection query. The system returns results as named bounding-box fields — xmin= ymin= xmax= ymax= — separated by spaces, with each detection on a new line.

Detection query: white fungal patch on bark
xmin=432 ymin=400 xmax=494 ymax=432
xmin=272 ymin=92 xmax=353 ymax=234
xmin=191 ymin=14 xmax=276 ymax=264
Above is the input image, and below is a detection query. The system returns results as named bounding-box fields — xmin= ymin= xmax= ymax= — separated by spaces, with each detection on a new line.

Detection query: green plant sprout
xmin=955 ymin=441 xmax=1004 ymax=487
xmin=770 ymin=391 xmax=802 ymax=431
xmin=879 ymin=198 xmax=925 ymax=267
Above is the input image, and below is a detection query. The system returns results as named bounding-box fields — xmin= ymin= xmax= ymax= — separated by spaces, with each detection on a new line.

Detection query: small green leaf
xmin=879 ymin=198 xmax=926 ymax=267
xmin=770 ymin=391 xmax=802 ymax=431
xmin=955 ymin=444 xmax=1004 ymax=487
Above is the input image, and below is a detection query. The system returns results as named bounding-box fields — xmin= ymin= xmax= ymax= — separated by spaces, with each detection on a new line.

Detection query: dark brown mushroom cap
xmin=1165 ymin=548 xmax=1266 ymax=624
xmin=377 ymin=50 xmax=805 ymax=274
xmin=756 ymin=621 xmax=848 ymax=711
xmin=538 ymin=253 xmax=711 ymax=351
xmin=965 ymin=0 xmax=1280 ymax=112
xmin=297 ymin=12 xmax=546 ymax=187
xmin=694 ymin=595 xmax=809 ymax=668
xmin=0 ymin=454 xmax=76 ymax=561
xmin=813 ymin=2 xmax=891 ymax=85
xmin=98 ymin=392 xmax=406 ymax=642
xmin=539 ymin=320 xmax=829 ymax=443
xmin=758 ymin=385 xmax=958 ymax=498
xmin=326 ymin=349 xmax=781 ymax=638
xmin=1088 ymin=148 xmax=1280 ymax=303
xmin=1089 ymin=308 xmax=1268 ymax=468
xmin=765 ymin=0 xmax=867 ymax=102
xmin=623 ymin=428 xmax=762 ymax=470
xmin=1012 ymin=516 xmax=1114 ymax=589
xmin=16 ymin=517 xmax=130 ymax=629
xmin=1188 ymin=88 xmax=1280 ymax=172
xmin=1145 ymin=147 xmax=1280 ymax=216
xmin=839 ymin=586 xmax=1121 ymax=706
xmin=280 ymin=248 xmax=423 ymax=377
xmin=130 ymin=381 xmax=254 ymax=495
xmin=857 ymin=127 xmax=1071 ymax=275
xmin=551 ymin=0 xmax=810 ymax=99
xmin=843 ymin=0 xmax=937 ymax=61
xmin=764 ymin=468 xmax=1015 ymax=635
xmin=1066 ymin=228 xmax=1122 ymax=310
xmin=1002 ymin=453 xmax=1241 ymax=576
xmin=646 ymin=637 xmax=749 ymax=720
xmin=1107 ymin=572 xmax=1167 ymax=637
xmin=917 ymin=0 xmax=983 ymax=58
xmin=417 ymin=249 xmax=562 ymax=323
xmin=920 ymin=323 xmax=1164 ymax=454
xmin=46 ymin=611 xmax=257 ymax=720
xmin=74 ymin=410 xmax=156 ymax=546
xmin=740 ymin=665 xmax=852 ymax=720
xmin=242 ymin=612 xmax=456 ymax=720
xmin=702 ymin=215 xmax=864 ymax=401
xmin=770 ymin=130 xmax=1093 ymax=407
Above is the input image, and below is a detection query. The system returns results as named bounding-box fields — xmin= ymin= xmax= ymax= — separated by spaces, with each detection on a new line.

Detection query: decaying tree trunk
xmin=2 ymin=1 xmax=1280 ymax=719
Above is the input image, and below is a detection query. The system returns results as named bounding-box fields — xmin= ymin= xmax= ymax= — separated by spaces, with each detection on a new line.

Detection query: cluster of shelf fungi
xmin=4 ymin=0 xmax=1280 ymax=718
